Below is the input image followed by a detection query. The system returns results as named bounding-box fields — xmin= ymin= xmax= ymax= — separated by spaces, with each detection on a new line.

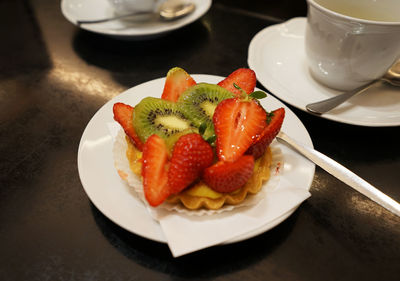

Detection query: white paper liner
xmin=113 ymin=129 xmax=282 ymax=216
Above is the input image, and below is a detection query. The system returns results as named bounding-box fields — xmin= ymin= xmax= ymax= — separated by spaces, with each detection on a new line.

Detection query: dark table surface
xmin=1 ymin=0 xmax=399 ymax=280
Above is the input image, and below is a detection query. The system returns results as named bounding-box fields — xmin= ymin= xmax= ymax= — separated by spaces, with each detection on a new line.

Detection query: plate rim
xmin=61 ymin=0 xmax=212 ymax=38
xmin=77 ymin=74 xmax=315 ymax=244
xmin=248 ymin=17 xmax=400 ymax=127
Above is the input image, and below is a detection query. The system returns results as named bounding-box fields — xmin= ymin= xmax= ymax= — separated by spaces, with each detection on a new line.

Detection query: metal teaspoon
xmin=277 ymin=131 xmax=400 ymax=217
xmin=306 ymin=62 xmax=400 ymax=115
xmin=76 ymin=0 xmax=195 ymax=25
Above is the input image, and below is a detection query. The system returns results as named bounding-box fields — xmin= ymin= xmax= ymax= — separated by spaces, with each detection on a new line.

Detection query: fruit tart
xmin=113 ymin=67 xmax=285 ymax=210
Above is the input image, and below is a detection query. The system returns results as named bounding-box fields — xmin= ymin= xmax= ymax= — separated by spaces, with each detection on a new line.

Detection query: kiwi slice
xmin=178 ymin=83 xmax=234 ymax=138
xmin=132 ymin=97 xmax=195 ymax=143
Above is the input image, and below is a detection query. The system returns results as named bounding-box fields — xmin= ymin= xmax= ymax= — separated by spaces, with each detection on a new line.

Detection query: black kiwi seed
xmin=132 ymin=97 xmax=195 ymax=143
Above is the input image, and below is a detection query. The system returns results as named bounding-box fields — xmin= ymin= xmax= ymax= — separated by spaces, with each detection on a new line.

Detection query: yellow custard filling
xmin=125 ymin=136 xmax=272 ymax=210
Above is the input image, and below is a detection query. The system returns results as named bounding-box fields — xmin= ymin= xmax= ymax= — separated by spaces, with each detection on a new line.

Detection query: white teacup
xmin=305 ymin=0 xmax=400 ymax=90
xmin=108 ymin=0 xmax=159 ymax=15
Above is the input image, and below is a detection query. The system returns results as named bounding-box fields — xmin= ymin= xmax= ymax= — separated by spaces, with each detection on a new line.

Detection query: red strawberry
xmin=113 ymin=102 xmax=144 ymax=151
xmin=218 ymin=68 xmax=256 ymax=97
xmin=213 ymin=98 xmax=267 ymax=162
xmin=141 ymin=134 xmax=171 ymax=207
xmin=202 ymin=155 xmax=255 ymax=193
xmin=168 ymin=133 xmax=214 ymax=194
xmin=161 ymin=67 xmax=196 ymax=102
xmin=246 ymin=108 xmax=285 ymax=159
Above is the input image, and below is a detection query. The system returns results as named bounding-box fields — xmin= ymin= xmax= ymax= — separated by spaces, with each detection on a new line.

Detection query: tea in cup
xmin=305 ymin=0 xmax=400 ymax=90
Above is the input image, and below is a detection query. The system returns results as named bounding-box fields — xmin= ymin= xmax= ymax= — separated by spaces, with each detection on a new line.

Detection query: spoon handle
xmin=305 ymin=80 xmax=378 ymax=115
xmin=277 ymin=132 xmax=400 ymax=217
xmin=77 ymin=11 xmax=151 ymax=25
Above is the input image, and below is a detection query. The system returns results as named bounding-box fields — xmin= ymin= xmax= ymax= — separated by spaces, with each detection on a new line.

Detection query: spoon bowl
xmin=159 ymin=0 xmax=196 ymax=20
xmin=383 ymin=63 xmax=400 ymax=86
xmin=76 ymin=0 xmax=195 ymax=25
xmin=306 ymin=62 xmax=400 ymax=115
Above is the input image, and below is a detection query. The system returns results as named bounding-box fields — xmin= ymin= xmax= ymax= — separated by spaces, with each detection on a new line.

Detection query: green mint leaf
xmin=249 ymin=91 xmax=267 ymax=99
xmin=233 ymin=83 xmax=241 ymax=89
xmin=206 ymin=135 xmax=216 ymax=144
xmin=199 ymin=122 xmax=207 ymax=135
xmin=266 ymin=111 xmax=275 ymax=124
xmin=233 ymin=83 xmax=248 ymax=99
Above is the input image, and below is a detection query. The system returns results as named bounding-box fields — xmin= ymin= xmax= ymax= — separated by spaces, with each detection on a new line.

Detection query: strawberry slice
xmin=168 ymin=133 xmax=214 ymax=194
xmin=202 ymin=155 xmax=255 ymax=193
xmin=113 ymin=102 xmax=144 ymax=151
xmin=217 ymin=68 xmax=256 ymax=97
xmin=141 ymin=134 xmax=171 ymax=207
xmin=213 ymin=98 xmax=267 ymax=162
xmin=246 ymin=108 xmax=285 ymax=159
xmin=161 ymin=67 xmax=196 ymax=102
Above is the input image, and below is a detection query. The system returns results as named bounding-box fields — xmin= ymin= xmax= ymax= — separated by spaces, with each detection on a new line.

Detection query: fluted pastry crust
xmin=125 ymin=136 xmax=272 ymax=210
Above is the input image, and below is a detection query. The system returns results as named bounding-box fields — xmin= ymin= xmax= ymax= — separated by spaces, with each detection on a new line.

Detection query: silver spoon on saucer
xmin=76 ymin=0 xmax=195 ymax=26
xmin=306 ymin=63 xmax=400 ymax=115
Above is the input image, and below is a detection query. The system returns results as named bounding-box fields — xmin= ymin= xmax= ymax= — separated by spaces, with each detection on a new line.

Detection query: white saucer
xmin=77 ymin=74 xmax=315 ymax=244
xmin=61 ymin=0 xmax=212 ymax=40
xmin=248 ymin=17 xmax=400 ymax=127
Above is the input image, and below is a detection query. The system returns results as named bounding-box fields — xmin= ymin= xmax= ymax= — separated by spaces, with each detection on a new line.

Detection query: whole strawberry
xmin=202 ymin=155 xmax=255 ymax=193
xmin=168 ymin=133 xmax=214 ymax=194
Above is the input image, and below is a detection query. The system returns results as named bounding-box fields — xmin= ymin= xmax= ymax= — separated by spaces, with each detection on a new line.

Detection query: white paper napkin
xmin=149 ymin=177 xmax=310 ymax=257
xmin=109 ymin=122 xmax=311 ymax=257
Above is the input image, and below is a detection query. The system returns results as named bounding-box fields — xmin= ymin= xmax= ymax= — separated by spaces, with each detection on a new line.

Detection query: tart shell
xmin=113 ymin=129 xmax=282 ymax=215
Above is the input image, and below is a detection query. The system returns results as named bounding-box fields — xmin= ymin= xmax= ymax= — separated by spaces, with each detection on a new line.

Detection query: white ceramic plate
xmin=248 ymin=17 xmax=400 ymax=127
xmin=61 ymin=0 xmax=212 ymax=39
xmin=77 ymin=74 xmax=315 ymax=243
